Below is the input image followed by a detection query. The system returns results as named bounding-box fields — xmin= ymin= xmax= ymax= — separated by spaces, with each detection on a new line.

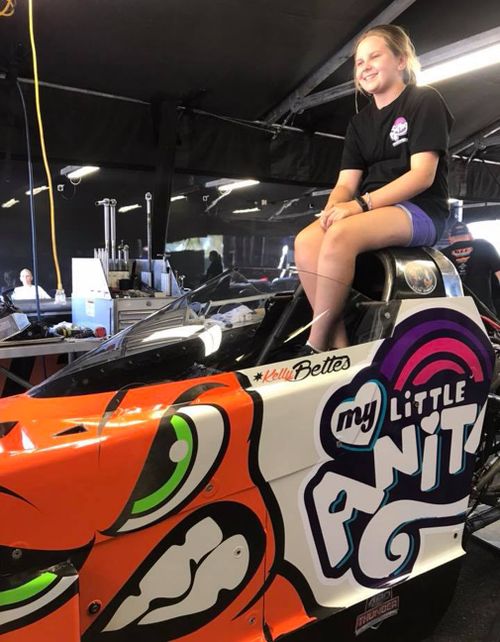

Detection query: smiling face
xmin=355 ymin=35 xmax=407 ymax=100
xmin=20 ymin=269 xmax=33 ymax=287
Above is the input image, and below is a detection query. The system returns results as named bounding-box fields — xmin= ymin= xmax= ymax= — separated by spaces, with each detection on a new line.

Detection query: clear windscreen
xmin=28 ymin=266 xmax=397 ymax=398
xmin=29 ymin=270 xmax=282 ymax=396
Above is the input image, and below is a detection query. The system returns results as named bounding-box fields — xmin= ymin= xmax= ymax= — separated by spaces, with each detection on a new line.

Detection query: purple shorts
xmin=395 ymin=201 xmax=437 ymax=247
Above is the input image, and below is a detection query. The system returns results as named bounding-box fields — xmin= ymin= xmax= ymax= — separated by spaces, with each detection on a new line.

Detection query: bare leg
xmin=330 ymin=317 xmax=349 ymax=349
xmin=294 ymin=219 xmax=325 ymax=308
xmin=308 ymin=207 xmax=413 ymax=351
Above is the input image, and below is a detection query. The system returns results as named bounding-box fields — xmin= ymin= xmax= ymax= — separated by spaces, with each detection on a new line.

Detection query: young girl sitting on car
xmin=294 ymin=24 xmax=453 ymax=352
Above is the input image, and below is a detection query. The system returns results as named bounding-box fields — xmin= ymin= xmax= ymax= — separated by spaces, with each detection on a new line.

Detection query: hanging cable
xmin=17 ymin=81 xmax=42 ymax=323
xmin=28 ymin=0 xmax=64 ymax=295
xmin=0 ymin=0 xmax=16 ymax=17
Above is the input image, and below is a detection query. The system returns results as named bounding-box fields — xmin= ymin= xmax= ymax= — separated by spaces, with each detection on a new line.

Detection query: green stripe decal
xmin=0 ymin=572 xmax=58 ymax=607
xmin=132 ymin=415 xmax=193 ymax=515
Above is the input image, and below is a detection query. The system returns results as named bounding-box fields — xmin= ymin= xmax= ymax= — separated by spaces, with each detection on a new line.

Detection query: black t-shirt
xmin=341 ymin=84 xmax=454 ymax=239
xmin=206 ymin=260 xmax=223 ymax=280
xmin=442 ymin=239 xmax=500 ymax=312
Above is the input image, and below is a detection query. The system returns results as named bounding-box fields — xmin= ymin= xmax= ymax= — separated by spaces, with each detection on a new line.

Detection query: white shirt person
xmin=11 ymin=268 xmax=51 ymax=300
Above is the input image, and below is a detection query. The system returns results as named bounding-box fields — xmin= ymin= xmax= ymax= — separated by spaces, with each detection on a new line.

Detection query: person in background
xmin=11 ymin=268 xmax=51 ymax=300
xmin=205 ymin=250 xmax=223 ymax=281
xmin=442 ymin=222 xmax=500 ymax=315
xmin=1 ymin=270 xmax=17 ymax=295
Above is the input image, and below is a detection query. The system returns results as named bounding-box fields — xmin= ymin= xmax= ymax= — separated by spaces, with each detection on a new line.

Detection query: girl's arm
xmin=365 ymin=151 xmax=439 ymax=210
xmin=323 ymin=151 xmax=439 ymax=225
xmin=320 ymin=169 xmax=363 ymax=228
xmin=324 ymin=169 xmax=363 ymax=209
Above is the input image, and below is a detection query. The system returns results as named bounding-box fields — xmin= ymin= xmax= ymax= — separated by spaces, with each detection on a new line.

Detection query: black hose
xmin=467 ymin=506 xmax=500 ymax=533
xmin=16 ymin=80 xmax=41 ymax=323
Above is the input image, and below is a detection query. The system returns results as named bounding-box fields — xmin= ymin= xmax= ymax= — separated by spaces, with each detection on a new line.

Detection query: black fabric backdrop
xmin=4 ymin=82 xmax=500 ymax=198
xmin=0 ymin=82 xmax=346 ymax=184
xmin=1 ymin=78 xmax=500 ymax=294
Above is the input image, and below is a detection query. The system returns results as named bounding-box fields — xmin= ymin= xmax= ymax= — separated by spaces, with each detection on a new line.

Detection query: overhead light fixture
xmin=1 ymin=198 xmax=20 ymax=209
xmin=25 ymin=185 xmax=49 ymax=196
xmin=118 ymin=204 xmax=142 ymax=213
xmin=60 ymin=165 xmax=100 ymax=180
xmin=233 ymin=207 xmax=260 ymax=214
xmin=219 ymin=179 xmax=260 ymax=192
xmin=171 ymin=195 xmax=187 ymax=202
xmin=418 ymin=42 xmax=500 ymax=85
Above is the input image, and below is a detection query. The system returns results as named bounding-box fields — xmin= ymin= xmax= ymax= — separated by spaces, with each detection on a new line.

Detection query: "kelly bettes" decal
xmin=253 ymin=354 xmax=350 ymax=384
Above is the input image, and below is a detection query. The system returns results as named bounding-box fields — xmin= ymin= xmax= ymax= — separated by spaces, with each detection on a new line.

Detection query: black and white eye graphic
xmin=104 ymin=403 xmax=229 ymax=535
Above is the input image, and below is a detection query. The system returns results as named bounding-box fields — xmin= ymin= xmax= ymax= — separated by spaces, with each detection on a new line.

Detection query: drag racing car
xmin=0 ymin=246 xmax=499 ymax=642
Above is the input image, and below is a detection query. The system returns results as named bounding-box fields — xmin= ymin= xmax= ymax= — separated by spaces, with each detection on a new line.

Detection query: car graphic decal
xmin=103 ymin=403 xmax=230 ymax=535
xmin=84 ymin=502 xmax=266 ymax=641
xmin=0 ymin=563 xmax=78 ymax=635
xmin=130 ymin=413 xmax=195 ymax=516
xmin=306 ymin=309 xmax=493 ymax=589
xmin=247 ymin=307 xmax=493 ymax=616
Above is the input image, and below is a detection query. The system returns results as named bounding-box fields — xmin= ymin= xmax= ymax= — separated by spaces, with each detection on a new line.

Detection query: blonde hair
xmin=353 ymin=25 xmax=420 ymax=94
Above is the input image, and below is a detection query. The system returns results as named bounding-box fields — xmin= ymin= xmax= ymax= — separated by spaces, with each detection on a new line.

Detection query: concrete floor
xmin=422 ymin=539 xmax=500 ymax=642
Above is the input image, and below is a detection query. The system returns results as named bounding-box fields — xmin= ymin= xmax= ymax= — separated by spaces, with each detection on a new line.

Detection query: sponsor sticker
xmin=303 ymin=309 xmax=493 ymax=589
xmin=404 ymin=261 xmax=437 ymax=295
xmin=252 ymin=354 xmax=350 ymax=384
xmin=355 ymin=591 xmax=399 ymax=636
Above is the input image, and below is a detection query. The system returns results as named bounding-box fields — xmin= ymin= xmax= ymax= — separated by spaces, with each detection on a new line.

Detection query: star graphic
xmin=254 ymin=372 xmax=263 ymax=382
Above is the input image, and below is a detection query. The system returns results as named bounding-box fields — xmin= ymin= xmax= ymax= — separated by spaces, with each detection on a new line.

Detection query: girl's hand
xmin=319 ymin=200 xmax=363 ymax=230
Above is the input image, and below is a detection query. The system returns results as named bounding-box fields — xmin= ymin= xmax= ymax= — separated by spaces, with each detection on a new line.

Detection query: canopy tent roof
xmin=1 ymin=0 xmax=500 ymax=215
xmin=2 ymin=0 xmax=500 ymax=137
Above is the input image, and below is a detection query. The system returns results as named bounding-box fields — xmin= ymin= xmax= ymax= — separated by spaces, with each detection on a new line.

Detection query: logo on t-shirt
xmin=390 ymin=117 xmax=408 ymax=147
xmin=451 ymin=245 xmax=473 ymax=277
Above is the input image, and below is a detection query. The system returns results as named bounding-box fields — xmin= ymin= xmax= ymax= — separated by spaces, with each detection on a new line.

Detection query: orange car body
xmin=0 ymin=293 xmax=494 ymax=641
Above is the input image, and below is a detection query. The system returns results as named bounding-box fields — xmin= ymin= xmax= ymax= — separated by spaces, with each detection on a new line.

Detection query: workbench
xmin=0 ymin=337 xmax=103 ymax=395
